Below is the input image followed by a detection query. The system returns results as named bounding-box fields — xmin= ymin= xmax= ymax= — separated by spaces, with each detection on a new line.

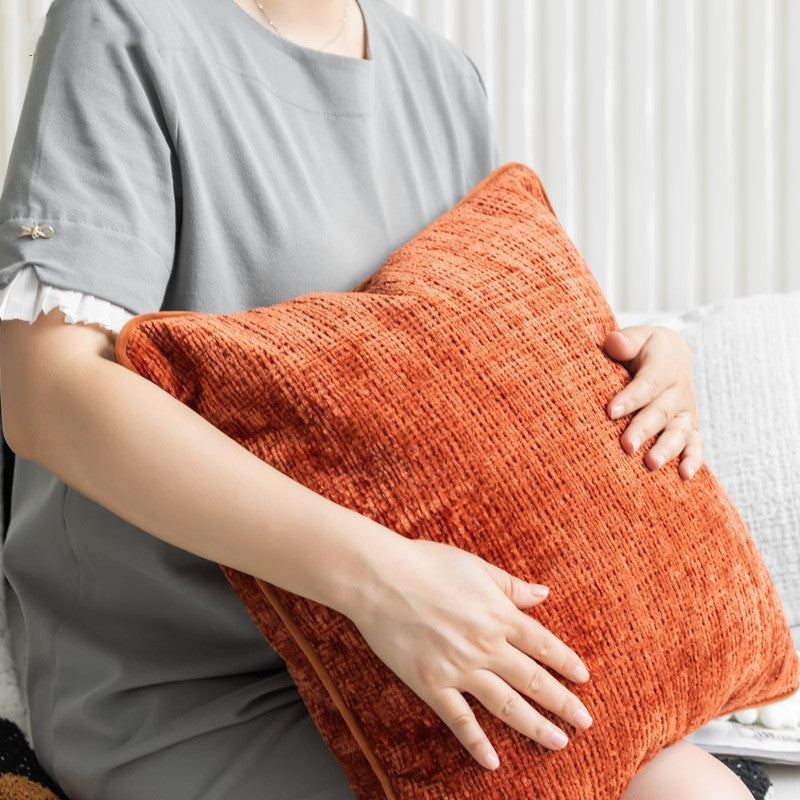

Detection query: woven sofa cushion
xmin=619 ymin=291 xmax=800 ymax=649
xmin=113 ymin=162 xmax=799 ymax=800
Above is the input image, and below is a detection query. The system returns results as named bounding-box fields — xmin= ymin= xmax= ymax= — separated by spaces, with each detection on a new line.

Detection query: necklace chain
xmin=253 ymin=0 xmax=350 ymax=52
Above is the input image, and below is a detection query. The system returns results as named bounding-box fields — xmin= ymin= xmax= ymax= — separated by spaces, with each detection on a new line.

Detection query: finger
xmin=625 ymin=326 xmax=689 ymax=376
xmin=643 ymin=411 xmax=696 ymax=471
xmin=607 ymin=328 xmax=689 ymax=420
xmin=463 ymin=668 xmax=570 ymax=751
xmin=609 ymin=366 xmax=676 ymax=421
xmin=481 ymin=561 xmax=550 ymax=609
xmin=505 ymin=612 xmax=590 ymax=684
xmin=489 ymin=642 xmax=593 ymax=731
xmin=602 ymin=326 xmax=655 ymax=369
xmin=424 ymin=686 xmax=500 ymax=770
xmin=677 ymin=429 xmax=705 ymax=480
xmin=619 ymin=388 xmax=686 ymax=455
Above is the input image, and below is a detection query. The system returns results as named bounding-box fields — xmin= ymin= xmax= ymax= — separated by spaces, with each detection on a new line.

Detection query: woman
xmin=0 ymin=0 xmax=737 ymax=798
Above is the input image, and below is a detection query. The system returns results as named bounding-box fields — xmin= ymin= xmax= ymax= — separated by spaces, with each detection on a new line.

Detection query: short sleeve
xmin=0 ymin=266 xmax=136 ymax=334
xmin=0 ymin=0 xmax=180 ymax=316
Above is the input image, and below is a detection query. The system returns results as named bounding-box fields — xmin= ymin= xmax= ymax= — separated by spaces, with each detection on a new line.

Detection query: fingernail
xmin=573 ymin=707 xmax=593 ymax=729
xmin=610 ymin=403 xmax=625 ymax=419
xmin=652 ymin=453 xmax=664 ymax=468
xmin=572 ymin=663 xmax=590 ymax=682
xmin=529 ymin=584 xmax=549 ymax=597
xmin=630 ymin=435 xmax=642 ymax=452
xmin=481 ymin=746 xmax=500 ymax=770
xmin=549 ymin=728 xmax=569 ymax=749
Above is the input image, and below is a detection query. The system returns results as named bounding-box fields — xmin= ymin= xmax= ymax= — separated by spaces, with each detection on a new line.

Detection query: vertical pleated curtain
xmin=2 ymin=0 xmax=799 ymax=313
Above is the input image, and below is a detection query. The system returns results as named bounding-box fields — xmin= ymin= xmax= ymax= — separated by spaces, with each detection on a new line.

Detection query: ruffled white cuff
xmin=0 ymin=266 xmax=136 ymax=335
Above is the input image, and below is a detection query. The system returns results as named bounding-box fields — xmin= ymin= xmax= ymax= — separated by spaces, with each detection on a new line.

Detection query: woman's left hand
xmin=602 ymin=326 xmax=704 ymax=480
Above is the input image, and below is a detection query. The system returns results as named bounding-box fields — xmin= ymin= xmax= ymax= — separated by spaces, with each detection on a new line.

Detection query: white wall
xmin=2 ymin=0 xmax=799 ymax=313
xmin=388 ymin=0 xmax=800 ymax=313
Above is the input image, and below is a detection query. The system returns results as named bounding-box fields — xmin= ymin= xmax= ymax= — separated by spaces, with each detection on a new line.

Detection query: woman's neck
xmin=233 ymin=0 xmax=367 ymax=60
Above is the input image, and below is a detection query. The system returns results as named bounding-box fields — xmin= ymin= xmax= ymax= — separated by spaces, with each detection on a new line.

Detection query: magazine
xmin=683 ymin=650 xmax=800 ymax=765
xmin=685 ymin=717 xmax=800 ymax=765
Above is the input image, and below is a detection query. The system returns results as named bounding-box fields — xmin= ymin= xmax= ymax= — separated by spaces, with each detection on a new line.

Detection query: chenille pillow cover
xmin=113 ymin=162 xmax=799 ymax=800
xmin=620 ymin=291 xmax=800 ymax=647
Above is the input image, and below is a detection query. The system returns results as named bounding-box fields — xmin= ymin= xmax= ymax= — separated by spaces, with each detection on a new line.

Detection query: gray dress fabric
xmin=0 ymin=0 xmax=500 ymax=797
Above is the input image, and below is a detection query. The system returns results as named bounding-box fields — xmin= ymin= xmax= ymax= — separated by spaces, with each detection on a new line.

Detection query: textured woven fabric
xmin=620 ymin=292 xmax=800 ymax=644
xmin=0 ymin=719 xmax=65 ymax=799
xmin=0 ymin=775 xmax=59 ymax=800
xmin=114 ymin=161 xmax=799 ymax=800
xmin=714 ymin=755 xmax=772 ymax=800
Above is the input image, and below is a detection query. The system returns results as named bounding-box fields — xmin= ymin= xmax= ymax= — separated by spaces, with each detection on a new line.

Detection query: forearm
xmin=16 ymin=349 xmax=399 ymax=617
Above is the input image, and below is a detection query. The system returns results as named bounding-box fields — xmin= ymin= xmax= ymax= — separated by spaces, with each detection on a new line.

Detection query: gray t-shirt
xmin=0 ymin=0 xmax=499 ymax=797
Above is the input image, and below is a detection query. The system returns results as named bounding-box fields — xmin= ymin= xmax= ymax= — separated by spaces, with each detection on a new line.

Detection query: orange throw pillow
xmin=114 ymin=162 xmax=799 ymax=799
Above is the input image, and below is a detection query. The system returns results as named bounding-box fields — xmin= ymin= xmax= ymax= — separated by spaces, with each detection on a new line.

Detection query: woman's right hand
xmin=345 ymin=535 xmax=593 ymax=772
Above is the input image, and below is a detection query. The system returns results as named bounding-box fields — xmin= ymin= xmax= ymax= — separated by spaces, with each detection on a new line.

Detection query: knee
xmin=620 ymin=740 xmax=753 ymax=800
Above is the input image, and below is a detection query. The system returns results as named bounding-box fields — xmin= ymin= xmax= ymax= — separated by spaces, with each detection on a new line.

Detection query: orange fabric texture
xmin=0 ymin=776 xmax=60 ymax=800
xmin=114 ymin=162 xmax=799 ymax=800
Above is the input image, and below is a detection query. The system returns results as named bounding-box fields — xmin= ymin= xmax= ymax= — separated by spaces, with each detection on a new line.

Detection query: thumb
xmin=483 ymin=561 xmax=549 ymax=608
xmin=602 ymin=326 xmax=651 ymax=364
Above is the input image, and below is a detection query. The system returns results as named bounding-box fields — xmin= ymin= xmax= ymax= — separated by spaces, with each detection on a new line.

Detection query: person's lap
xmin=89 ymin=696 xmax=358 ymax=800
xmin=102 ymin=719 xmax=747 ymax=800
xmin=78 ymin=686 xmax=748 ymax=800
